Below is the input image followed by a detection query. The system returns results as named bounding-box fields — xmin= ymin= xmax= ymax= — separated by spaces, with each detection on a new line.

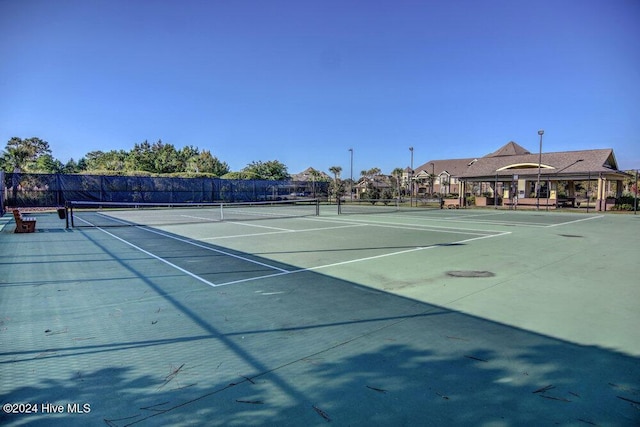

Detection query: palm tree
xmin=358 ymin=168 xmax=382 ymax=201
xmin=392 ymin=167 xmax=404 ymax=199
xmin=307 ymin=168 xmax=321 ymax=198
xmin=329 ymin=165 xmax=342 ymax=181
xmin=1 ymin=137 xmax=51 ymax=173
xmin=367 ymin=167 xmax=381 ymax=177
xmin=329 ymin=166 xmax=342 ymax=202
xmin=2 ymin=137 xmax=52 ymax=201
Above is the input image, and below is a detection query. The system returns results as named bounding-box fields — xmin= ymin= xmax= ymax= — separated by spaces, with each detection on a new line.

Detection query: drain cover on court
xmin=446 ymin=270 xmax=495 ymax=278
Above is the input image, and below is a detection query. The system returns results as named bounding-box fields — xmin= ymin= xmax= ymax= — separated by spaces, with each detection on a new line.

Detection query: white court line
xmin=140 ymin=227 xmax=291 ymax=273
xmin=441 ymin=211 xmax=509 ymax=220
xmin=327 ymin=216 xmax=506 ymax=236
xmin=75 ymin=212 xmax=509 ymax=290
xmin=203 ymin=230 xmax=292 ymax=240
xmin=546 ymin=214 xmax=604 ymax=227
xmin=202 ymin=223 xmax=368 ymax=240
xmin=179 ymin=214 xmax=220 ymax=222
xmin=380 ymin=209 xmax=605 ymax=228
xmin=362 ymin=212 xmax=565 ymax=228
xmin=226 ymin=221 xmax=293 ymax=231
xmin=198 ymin=216 xmax=500 ymax=241
xmin=302 ymin=231 xmax=511 ymax=272
xmin=213 ymin=231 xmax=511 ymax=287
xmin=74 ymin=215 xmax=291 ymax=287
xmin=75 ymin=217 xmax=222 ymax=288
xmin=348 ymin=220 xmax=498 ymax=236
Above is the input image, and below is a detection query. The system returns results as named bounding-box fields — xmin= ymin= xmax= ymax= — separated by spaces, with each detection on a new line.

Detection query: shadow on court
xmin=1 ymin=213 xmax=639 ymax=426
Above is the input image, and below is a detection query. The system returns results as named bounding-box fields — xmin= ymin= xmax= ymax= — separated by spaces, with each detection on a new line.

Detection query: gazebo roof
xmin=415 ymin=157 xmax=477 ymax=177
xmin=415 ymin=141 xmax=628 ymax=181
xmin=461 ymin=148 xmax=624 ymax=180
xmin=485 ymin=141 xmax=531 ymax=157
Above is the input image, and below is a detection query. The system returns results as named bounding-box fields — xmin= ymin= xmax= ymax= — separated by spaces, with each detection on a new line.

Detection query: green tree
xmin=362 ymin=186 xmax=381 ymax=203
xmin=221 ymin=171 xmax=245 ymax=179
xmin=76 ymin=158 xmax=87 ymax=172
xmin=178 ymin=145 xmax=200 ymax=169
xmin=33 ymin=153 xmax=64 ymax=173
xmin=329 ymin=165 xmax=343 ymax=202
xmin=391 ymin=167 xmax=404 ymax=198
xmin=0 ymin=137 xmax=52 ymax=172
xmin=84 ymin=150 xmax=127 ymax=171
xmin=152 ymin=140 xmax=181 ymax=174
xmin=0 ymin=135 xmax=235 ymax=177
xmin=125 ymin=140 xmax=155 ymax=172
xmin=381 ymin=186 xmax=394 ymax=200
xmin=306 ymin=167 xmax=323 ymax=198
xmin=62 ymin=158 xmax=81 ymax=174
xmin=329 ymin=166 xmax=342 ymax=180
xmin=360 ymin=168 xmax=381 ymax=179
xmin=359 ymin=167 xmax=382 ymax=203
xmin=242 ymin=160 xmax=290 ymax=180
xmin=186 ymin=150 xmax=230 ymax=176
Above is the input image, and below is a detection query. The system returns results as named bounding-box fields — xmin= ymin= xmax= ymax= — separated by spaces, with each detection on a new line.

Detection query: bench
xmin=503 ymin=198 xmax=556 ymax=209
xmin=13 ymin=209 xmax=37 ymax=233
xmin=442 ymin=199 xmax=461 ymax=209
xmin=556 ymin=197 xmax=576 ymax=208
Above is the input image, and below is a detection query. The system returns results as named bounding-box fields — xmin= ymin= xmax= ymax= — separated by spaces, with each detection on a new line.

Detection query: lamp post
xmin=349 ymin=148 xmax=353 ymax=201
xmin=409 ymin=147 xmax=414 ymax=207
xmin=536 ymin=130 xmax=544 ymax=210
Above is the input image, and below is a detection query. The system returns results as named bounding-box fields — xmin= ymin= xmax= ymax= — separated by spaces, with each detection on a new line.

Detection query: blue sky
xmin=1 ymin=0 xmax=639 ymax=175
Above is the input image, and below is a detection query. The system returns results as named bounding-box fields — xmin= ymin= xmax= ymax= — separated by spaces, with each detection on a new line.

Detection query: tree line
xmin=0 ymin=137 xmax=292 ymax=180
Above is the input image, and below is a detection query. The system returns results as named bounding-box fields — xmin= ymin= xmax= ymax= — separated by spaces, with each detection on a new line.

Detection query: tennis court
xmin=1 ymin=205 xmax=639 ymax=426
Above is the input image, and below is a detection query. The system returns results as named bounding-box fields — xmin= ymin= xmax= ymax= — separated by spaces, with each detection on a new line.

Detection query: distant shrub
xmin=619 ymin=195 xmax=638 ymax=206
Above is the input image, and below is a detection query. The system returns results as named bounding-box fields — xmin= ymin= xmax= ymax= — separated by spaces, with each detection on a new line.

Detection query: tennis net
xmin=337 ymin=198 xmax=443 ymax=215
xmin=66 ymin=199 xmax=320 ymax=228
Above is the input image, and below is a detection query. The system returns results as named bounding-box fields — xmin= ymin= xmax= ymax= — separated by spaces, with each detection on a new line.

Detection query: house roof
xmin=415 ymin=158 xmax=477 ymax=177
xmin=354 ymin=176 xmax=393 ymax=189
xmin=461 ymin=148 xmax=625 ymax=180
xmin=414 ymin=141 xmax=627 ymax=181
xmin=485 ymin=141 xmax=531 ymax=157
xmin=291 ymin=167 xmax=331 ymax=181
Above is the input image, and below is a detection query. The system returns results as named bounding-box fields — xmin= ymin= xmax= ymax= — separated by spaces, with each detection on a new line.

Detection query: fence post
xmin=635 ymin=169 xmax=638 ymax=215
xmin=0 ymin=170 xmax=4 ymax=216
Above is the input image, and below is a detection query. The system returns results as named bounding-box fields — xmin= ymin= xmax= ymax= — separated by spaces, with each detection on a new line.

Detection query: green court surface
xmin=1 ymin=206 xmax=639 ymax=426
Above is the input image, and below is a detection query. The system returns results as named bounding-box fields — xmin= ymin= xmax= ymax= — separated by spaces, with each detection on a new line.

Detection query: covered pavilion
xmin=415 ymin=141 xmax=630 ymax=211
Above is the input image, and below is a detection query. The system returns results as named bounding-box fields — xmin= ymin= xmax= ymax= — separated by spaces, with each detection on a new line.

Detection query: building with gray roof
xmin=414 ymin=141 xmax=629 ymax=211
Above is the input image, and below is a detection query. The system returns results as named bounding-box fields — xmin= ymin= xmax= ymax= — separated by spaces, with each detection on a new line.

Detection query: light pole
xmin=349 ymin=148 xmax=353 ymax=201
xmin=536 ymin=130 xmax=544 ymax=210
xmin=409 ymin=147 xmax=414 ymax=207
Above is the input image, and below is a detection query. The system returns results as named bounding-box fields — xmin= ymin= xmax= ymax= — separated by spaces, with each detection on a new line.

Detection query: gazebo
xmin=417 ymin=142 xmax=629 ymax=211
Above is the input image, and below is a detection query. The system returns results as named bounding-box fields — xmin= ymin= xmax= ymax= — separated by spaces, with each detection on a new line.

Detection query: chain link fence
xmin=2 ymin=173 xmax=330 ymax=208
